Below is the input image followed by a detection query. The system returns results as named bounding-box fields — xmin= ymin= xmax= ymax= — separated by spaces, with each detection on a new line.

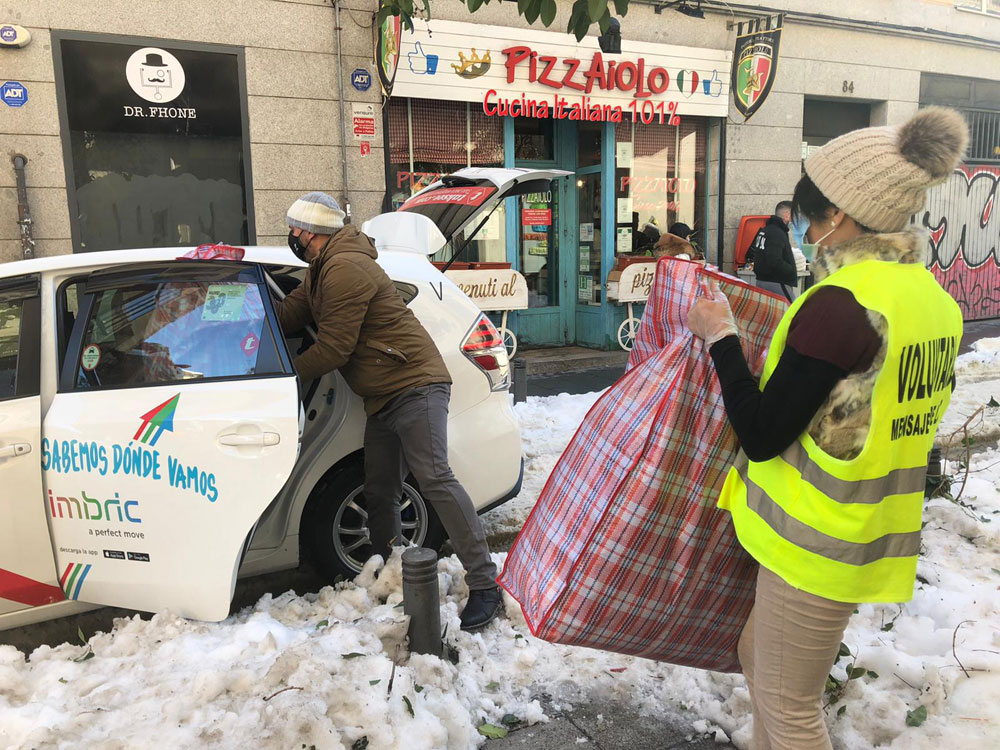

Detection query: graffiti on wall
xmin=919 ymin=165 xmax=1000 ymax=321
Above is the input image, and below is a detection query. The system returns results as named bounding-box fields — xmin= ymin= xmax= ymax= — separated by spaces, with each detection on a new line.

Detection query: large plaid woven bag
xmin=498 ymin=259 xmax=787 ymax=672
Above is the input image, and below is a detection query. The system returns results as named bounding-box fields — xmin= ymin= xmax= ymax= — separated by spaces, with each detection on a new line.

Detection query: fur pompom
xmin=897 ymin=107 xmax=968 ymax=179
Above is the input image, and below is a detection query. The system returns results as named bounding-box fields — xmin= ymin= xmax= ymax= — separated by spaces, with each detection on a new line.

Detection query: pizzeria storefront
xmin=385 ymin=19 xmax=730 ymax=350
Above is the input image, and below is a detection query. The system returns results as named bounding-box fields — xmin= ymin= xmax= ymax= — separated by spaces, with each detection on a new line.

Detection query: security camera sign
xmin=1 ymin=80 xmax=27 ymax=107
xmin=351 ymin=102 xmax=377 ymax=141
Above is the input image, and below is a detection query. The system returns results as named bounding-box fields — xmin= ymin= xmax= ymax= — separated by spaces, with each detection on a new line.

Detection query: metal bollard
xmin=402 ymin=547 xmax=441 ymax=656
xmin=513 ymin=359 xmax=527 ymax=404
xmin=925 ymin=447 xmax=943 ymax=497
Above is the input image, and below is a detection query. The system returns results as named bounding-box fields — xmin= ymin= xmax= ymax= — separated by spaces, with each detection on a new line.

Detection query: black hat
xmin=668 ymin=222 xmax=693 ymax=240
xmin=142 ymin=53 xmax=167 ymax=67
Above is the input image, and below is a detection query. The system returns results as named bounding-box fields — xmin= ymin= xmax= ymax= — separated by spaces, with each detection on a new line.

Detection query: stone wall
xmin=1 ymin=0 xmax=998 ymax=264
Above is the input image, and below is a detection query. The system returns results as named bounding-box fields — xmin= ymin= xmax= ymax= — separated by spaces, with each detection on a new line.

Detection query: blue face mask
xmin=287 ymin=230 xmax=309 ymax=262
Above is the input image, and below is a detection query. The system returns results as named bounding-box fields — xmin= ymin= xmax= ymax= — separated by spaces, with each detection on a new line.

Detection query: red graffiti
xmin=921 ymin=165 xmax=1000 ymax=321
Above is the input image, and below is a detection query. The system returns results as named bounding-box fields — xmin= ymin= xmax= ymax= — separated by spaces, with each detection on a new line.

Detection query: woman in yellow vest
xmin=687 ymin=108 xmax=967 ymax=750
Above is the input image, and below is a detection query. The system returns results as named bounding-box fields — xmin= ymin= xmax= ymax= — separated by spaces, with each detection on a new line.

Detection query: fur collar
xmin=812 ymin=230 xmax=928 ymax=282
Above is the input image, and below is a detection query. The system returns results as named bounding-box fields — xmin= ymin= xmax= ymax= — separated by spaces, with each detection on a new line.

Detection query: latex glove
xmin=686 ymin=280 xmax=738 ymax=345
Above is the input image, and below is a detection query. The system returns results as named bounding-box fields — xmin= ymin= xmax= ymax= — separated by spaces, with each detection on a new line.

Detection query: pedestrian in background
xmin=746 ymin=201 xmax=797 ymax=300
xmin=686 ymin=107 xmax=967 ymax=749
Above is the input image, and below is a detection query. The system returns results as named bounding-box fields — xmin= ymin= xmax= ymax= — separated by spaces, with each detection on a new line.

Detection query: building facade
xmin=2 ymin=0 xmax=999 ymax=348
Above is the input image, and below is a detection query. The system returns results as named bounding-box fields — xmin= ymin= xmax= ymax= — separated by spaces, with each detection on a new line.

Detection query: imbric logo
xmin=125 ymin=47 xmax=186 ymax=103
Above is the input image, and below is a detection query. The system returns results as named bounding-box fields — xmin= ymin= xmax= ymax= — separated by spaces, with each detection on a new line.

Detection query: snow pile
xmin=940 ymin=337 xmax=1000 ymax=445
xmin=482 ymin=392 xmax=601 ymax=543
xmin=954 ymin=336 xmax=1000 ymax=380
xmin=2 ymin=376 xmax=999 ymax=749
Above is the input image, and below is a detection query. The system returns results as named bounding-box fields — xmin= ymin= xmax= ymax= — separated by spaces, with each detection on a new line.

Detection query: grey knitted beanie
xmin=287 ymin=192 xmax=345 ymax=234
xmin=804 ymin=107 xmax=969 ymax=232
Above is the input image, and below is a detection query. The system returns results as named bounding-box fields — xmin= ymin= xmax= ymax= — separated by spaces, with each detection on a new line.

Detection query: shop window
xmin=514 ymin=117 xmax=554 ymax=161
xmin=614 ymin=117 xmax=707 ymax=258
xmin=955 ymin=1 xmax=1000 ymax=16
xmin=576 ymin=173 xmax=601 ymax=305
xmin=921 ymin=73 xmax=1000 ymax=163
xmin=519 ymin=185 xmax=560 ymax=308
xmin=387 ymin=98 xmax=506 ymax=263
xmin=577 ymin=122 xmax=603 ymax=168
xmin=55 ymin=37 xmax=252 ymax=253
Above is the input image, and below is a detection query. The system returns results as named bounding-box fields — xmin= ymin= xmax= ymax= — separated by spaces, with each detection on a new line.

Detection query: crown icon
xmin=452 ymin=48 xmax=491 ymax=79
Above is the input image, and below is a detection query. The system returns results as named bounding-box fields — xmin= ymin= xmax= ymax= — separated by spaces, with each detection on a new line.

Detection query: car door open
xmin=0 ymin=274 xmax=65 ymax=616
xmin=43 ymin=261 xmax=300 ymax=621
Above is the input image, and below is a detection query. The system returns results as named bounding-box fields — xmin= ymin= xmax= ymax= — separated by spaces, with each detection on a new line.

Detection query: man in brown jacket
xmin=277 ymin=192 xmax=502 ymax=630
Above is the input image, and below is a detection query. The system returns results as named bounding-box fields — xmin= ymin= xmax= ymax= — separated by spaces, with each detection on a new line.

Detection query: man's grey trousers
xmin=364 ymin=383 xmax=498 ymax=590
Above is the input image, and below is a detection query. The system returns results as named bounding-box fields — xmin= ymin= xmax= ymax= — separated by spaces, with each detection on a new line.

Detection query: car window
xmin=57 ymin=279 xmax=83 ymax=363
xmin=74 ymin=280 xmax=276 ymax=390
xmin=0 ymin=299 xmax=21 ymax=399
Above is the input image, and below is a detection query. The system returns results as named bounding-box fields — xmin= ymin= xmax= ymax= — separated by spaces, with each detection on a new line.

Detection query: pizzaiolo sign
xmin=392 ymin=19 xmax=731 ymax=124
xmin=486 ymin=46 xmax=686 ymax=123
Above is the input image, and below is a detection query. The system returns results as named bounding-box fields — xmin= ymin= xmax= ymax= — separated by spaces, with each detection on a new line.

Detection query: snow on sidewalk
xmin=2 ymin=377 xmax=999 ymax=749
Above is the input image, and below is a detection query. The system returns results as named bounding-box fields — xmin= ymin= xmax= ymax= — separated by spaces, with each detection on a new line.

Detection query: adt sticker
xmin=351 ymin=68 xmax=372 ymax=92
xmin=1 ymin=81 xmax=27 ymax=108
xmin=0 ymin=26 xmax=17 ymax=43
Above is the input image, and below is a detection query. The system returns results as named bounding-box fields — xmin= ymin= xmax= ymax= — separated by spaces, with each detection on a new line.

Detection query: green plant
xmin=377 ymin=0 xmax=631 ymax=41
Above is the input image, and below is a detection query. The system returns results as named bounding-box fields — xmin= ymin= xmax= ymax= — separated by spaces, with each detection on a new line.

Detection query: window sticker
xmin=202 ymin=284 xmax=247 ymax=322
xmin=81 ymin=344 xmax=101 ymax=371
xmin=240 ymin=332 xmax=260 ymax=357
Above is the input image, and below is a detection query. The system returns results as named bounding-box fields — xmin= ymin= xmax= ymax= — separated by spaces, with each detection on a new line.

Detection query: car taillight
xmin=462 ymin=314 xmax=510 ymax=391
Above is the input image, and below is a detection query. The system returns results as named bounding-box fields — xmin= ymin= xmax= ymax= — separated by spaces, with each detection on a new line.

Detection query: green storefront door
xmin=511 ymin=118 xmax=578 ymax=348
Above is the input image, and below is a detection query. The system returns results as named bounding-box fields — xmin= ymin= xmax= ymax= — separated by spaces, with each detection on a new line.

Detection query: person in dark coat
xmin=278 ymin=191 xmax=503 ymax=631
xmin=746 ymin=202 xmax=797 ymax=300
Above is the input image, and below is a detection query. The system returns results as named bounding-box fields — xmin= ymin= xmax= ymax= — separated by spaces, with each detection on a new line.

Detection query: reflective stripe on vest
xmin=718 ymin=259 xmax=963 ymax=604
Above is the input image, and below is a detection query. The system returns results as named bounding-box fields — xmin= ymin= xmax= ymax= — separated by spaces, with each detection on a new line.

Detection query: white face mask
xmin=811 ymin=218 xmax=840 ymax=247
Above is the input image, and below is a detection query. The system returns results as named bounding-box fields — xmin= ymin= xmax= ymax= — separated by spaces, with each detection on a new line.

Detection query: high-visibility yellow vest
xmin=718 ymin=259 xmax=963 ymax=603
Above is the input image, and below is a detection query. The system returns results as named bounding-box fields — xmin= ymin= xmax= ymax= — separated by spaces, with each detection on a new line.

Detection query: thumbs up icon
xmin=407 ymin=42 xmax=439 ymax=76
xmin=702 ymin=69 xmax=723 ymax=98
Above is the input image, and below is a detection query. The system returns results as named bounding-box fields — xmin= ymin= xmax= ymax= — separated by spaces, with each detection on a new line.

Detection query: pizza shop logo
xmin=503 ymin=46 xmax=704 ymax=100
xmin=125 ymin=47 xmax=186 ymax=103
xmin=134 ymin=394 xmax=179 ymax=447
xmin=453 ymin=48 xmax=491 ymax=79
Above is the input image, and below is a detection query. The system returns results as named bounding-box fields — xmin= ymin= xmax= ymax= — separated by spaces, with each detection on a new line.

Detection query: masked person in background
xmin=687 ymin=108 xmax=966 ymax=749
xmin=278 ymin=192 xmax=503 ymax=631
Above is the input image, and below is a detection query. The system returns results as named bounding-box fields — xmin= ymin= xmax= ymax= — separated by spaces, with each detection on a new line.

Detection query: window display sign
xmin=60 ymin=39 xmax=243 ymax=137
xmin=55 ymin=36 xmax=251 ymax=253
xmin=445 ymin=269 xmax=528 ymax=311
xmin=393 ymin=19 xmax=731 ymax=122
xmin=522 ymin=208 xmax=551 ymax=226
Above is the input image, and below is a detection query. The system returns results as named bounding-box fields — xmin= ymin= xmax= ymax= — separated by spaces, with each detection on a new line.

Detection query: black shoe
xmin=460 ymin=586 xmax=504 ymax=631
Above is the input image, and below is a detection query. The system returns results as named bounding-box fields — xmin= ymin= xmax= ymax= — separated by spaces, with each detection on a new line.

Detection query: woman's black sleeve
xmin=707 ymin=335 xmax=848 ymax=461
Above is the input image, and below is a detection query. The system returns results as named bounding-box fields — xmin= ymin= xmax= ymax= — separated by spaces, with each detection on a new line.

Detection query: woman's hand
xmin=686 ymin=280 xmax=738 ymax=345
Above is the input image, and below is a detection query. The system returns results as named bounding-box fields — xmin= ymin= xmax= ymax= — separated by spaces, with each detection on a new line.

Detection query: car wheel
xmin=304 ymin=463 xmax=446 ymax=580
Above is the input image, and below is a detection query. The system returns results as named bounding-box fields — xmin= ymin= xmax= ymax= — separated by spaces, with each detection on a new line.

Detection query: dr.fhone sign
xmin=392 ymin=19 xmax=731 ymax=122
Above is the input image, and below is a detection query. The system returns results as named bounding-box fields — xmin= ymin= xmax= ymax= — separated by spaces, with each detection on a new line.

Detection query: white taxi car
xmin=0 ymin=167 xmax=567 ymax=629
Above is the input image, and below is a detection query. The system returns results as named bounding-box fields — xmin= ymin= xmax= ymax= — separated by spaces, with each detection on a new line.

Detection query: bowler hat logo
xmin=125 ymin=46 xmax=186 ymax=103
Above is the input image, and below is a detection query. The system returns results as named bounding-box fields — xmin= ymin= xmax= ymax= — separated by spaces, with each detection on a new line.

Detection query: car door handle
xmin=0 ymin=443 xmax=31 ymax=459
xmin=217 ymin=433 xmax=280 ymax=447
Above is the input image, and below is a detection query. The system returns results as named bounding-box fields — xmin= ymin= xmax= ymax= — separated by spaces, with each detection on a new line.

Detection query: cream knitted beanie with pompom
xmin=804 ymin=107 xmax=968 ymax=232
